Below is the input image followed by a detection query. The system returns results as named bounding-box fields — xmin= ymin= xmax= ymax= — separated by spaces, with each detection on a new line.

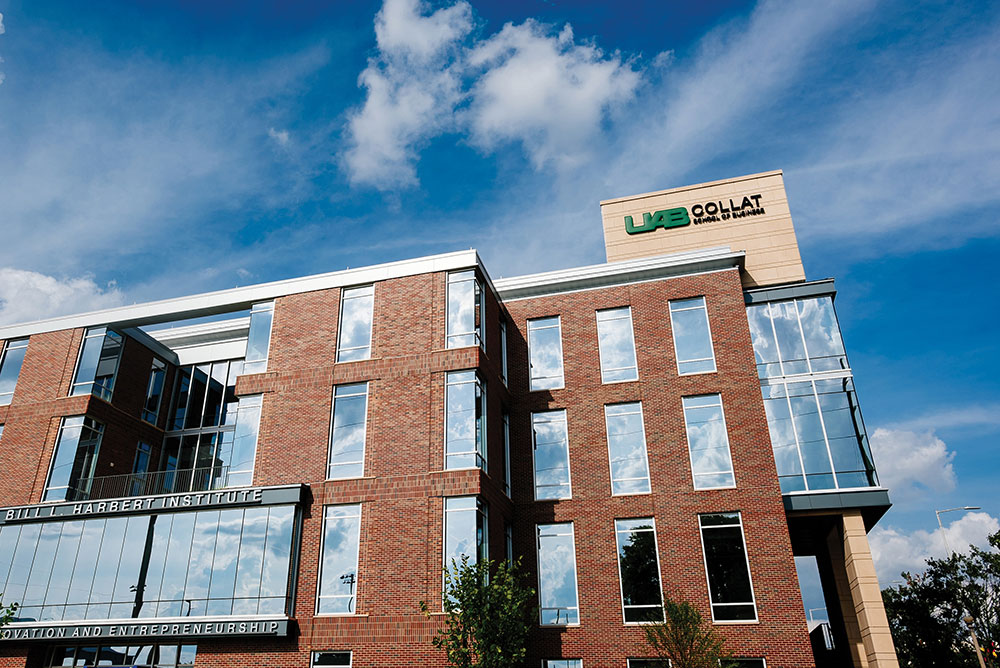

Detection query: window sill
xmin=314 ymin=613 xmax=369 ymax=618
xmin=711 ymin=618 xmax=759 ymax=625
xmin=677 ymin=369 xmax=718 ymax=377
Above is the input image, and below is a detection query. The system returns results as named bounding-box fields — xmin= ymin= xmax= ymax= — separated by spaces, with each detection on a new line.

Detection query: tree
xmin=420 ymin=556 xmax=536 ymax=668
xmin=644 ymin=596 xmax=735 ymax=668
xmin=882 ymin=529 xmax=1000 ymax=668
xmin=0 ymin=600 xmax=18 ymax=628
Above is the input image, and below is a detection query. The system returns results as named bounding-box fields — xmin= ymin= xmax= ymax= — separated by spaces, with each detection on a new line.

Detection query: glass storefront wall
xmin=47 ymin=644 xmax=195 ymax=668
xmin=0 ymin=506 xmax=295 ymax=623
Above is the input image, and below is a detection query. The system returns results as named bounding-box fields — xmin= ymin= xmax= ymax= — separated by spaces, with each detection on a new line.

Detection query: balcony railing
xmin=76 ymin=466 xmax=232 ymax=501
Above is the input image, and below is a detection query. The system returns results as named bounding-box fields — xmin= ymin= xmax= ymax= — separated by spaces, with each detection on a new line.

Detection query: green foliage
xmin=644 ymin=596 xmax=734 ymax=668
xmin=0 ymin=599 xmax=18 ymax=627
xmin=420 ymin=556 xmax=536 ymax=668
xmin=882 ymin=529 xmax=1000 ymax=668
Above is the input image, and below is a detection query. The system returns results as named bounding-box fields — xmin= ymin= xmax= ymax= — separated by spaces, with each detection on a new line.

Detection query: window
xmin=627 ymin=661 xmax=670 ymax=668
xmin=142 ymin=358 xmax=166 ymax=424
xmin=532 ymin=410 xmax=571 ymax=500
xmin=43 ymin=416 xmax=104 ymax=502
xmin=44 ymin=645 xmax=197 ymax=667
xmin=605 ymin=403 xmax=651 ymax=495
xmin=445 ymin=371 xmax=486 ymax=470
xmin=596 ymin=307 xmax=638 ymax=382
xmin=328 ymin=383 xmax=369 ymax=479
xmin=699 ymin=512 xmax=757 ymax=622
xmin=536 ymin=522 xmax=580 ymax=625
xmin=500 ymin=318 xmax=508 ymax=384
xmin=1 ymin=505 xmax=295 ymax=621
xmin=444 ymin=497 xmax=489 ymax=573
xmin=0 ymin=337 xmax=28 ymax=405
xmin=318 ymin=504 xmax=362 ymax=615
xmin=337 ymin=285 xmax=374 ymax=362
xmin=161 ymin=360 xmax=262 ymax=491
xmin=70 ymin=327 xmax=123 ymax=400
xmin=730 ymin=660 xmax=766 ymax=668
xmin=447 ymin=270 xmax=483 ymax=349
xmin=527 ymin=316 xmax=564 ymax=390
xmin=312 ymin=652 xmax=352 ymax=667
xmin=243 ymin=301 xmax=275 ymax=374
xmin=505 ymin=521 xmax=513 ymax=563
xmin=668 ymin=297 xmax=716 ymax=375
xmin=762 ymin=377 xmax=877 ymax=493
xmin=747 ymin=296 xmax=847 ymax=378
xmin=682 ymin=395 xmax=735 ymax=490
xmin=501 ymin=411 xmax=511 ymax=496
xmin=544 ymin=662 xmax=582 ymax=668
xmin=616 ymin=518 xmax=664 ymax=622
xmin=130 ymin=442 xmax=152 ymax=496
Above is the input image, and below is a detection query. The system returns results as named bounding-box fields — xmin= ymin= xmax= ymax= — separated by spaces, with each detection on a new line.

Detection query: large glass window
xmin=161 ymin=360 xmax=261 ymax=492
xmin=605 ymin=403 xmax=651 ymax=495
xmin=762 ymin=377 xmax=877 ymax=493
xmin=500 ymin=318 xmax=508 ymax=384
xmin=699 ymin=512 xmax=757 ymax=622
xmin=615 ymin=518 xmax=664 ymax=623
xmin=445 ymin=371 xmax=486 ymax=470
xmin=0 ymin=337 xmax=29 ymax=405
xmin=71 ymin=328 xmax=123 ymax=400
xmin=683 ymin=395 xmax=736 ymax=490
xmin=44 ymin=645 xmax=197 ymax=668
xmin=536 ymin=523 xmax=580 ymax=625
xmin=328 ymin=383 xmax=368 ymax=479
xmin=527 ymin=316 xmax=564 ymax=391
xmin=43 ymin=416 xmax=104 ymax=502
xmin=669 ymin=297 xmax=716 ymax=375
xmin=443 ymin=497 xmax=489 ymax=574
xmin=141 ymin=358 xmax=166 ymax=424
xmin=501 ymin=412 xmax=511 ymax=496
xmin=0 ymin=506 xmax=294 ymax=622
xmin=532 ymin=410 xmax=571 ymax=500
xmin=337 ymin=285 xmax=374 ymax=362
xmin=318 ymin=504 xmax=362 ymax=615
xmin=627 ymin=661 xmax=670 ymax=668
xmin=597 ymin=307 xmax=639 ymax=383
xmin=747 ymin=296 xmax=847 ymax=379
xmin=312 ymin=652 xmax=352 ymax=667
xmin=447 ymin=270 xmax=483 ymax=349
xmin=243 ymin=301 xmax=275 ymax=374
xmin=544 ymin=662 xmax=583 ymax=668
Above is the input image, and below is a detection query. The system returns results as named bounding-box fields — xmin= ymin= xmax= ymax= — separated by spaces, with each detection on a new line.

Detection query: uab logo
xmin=624 ymin=207 xmax=690 ymax=235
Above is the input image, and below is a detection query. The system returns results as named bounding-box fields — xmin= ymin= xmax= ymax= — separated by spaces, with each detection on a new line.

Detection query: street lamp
xmin=963 ymin=614 xmax=988 ymax=668
xmin=935 ymin=506 xmax=981 ymax=556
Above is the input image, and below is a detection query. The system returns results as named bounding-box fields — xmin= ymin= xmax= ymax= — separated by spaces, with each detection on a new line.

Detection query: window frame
xmin=596 ymin=306 xmax=639 ymax=384
xmin=527 ymin=316 xmax=565 ymax=391
xmin=336 ymin=284 xmax=375 ymax=363
xmin=531 ymin=409 xmax=573 ymax=501
xmin=535 ymin=522 xmax=581 ymax=627
xmin=0 ymin=337 xmax=29 ymax=406
xmin=698 ymin=512 xmax=758 ymax=624
xmin=443 ymin=496 xmax=489 ymax=584
xmin=311 ymin=651 xmax=353 ymax=667
xmin=614 ymin=517 xmax=665 ymax=625
xmin=70 ymin=327 xmax=124 ymax=401
xmin=327 ymin=382 xmax=370 ymax=480
xmin=42 ymin=415 xmax=105 ymax=502
xmin=444 ymin=370 xmax=487 ymax=471
xmin=446 ymin=270 xmax=484 ymax=350
xmin=682 ymin=394 xmax=737 ymax=491
xmin=604 ymin=402 xmax=652 ymax=496
xmin=502 ymin=411 xmax=512 ymax=497
xmin=668 ymin=297 xmax=717 ymax=376
xmin=243 ymin=301 xmax=275 ymax=374
xmin=316 ymin=503 xmax=363 ymax=616
xmin=141 ymin=358 xmax=167 ymax=425
xmin=500 ymin=318 xmax=508 ymax=385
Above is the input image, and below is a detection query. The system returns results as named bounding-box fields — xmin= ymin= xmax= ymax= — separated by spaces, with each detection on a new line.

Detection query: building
xmin=0 ymin=170 xmax=898 ymax=667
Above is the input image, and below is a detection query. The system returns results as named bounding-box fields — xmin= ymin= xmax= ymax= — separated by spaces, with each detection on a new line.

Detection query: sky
xmin=1 ymin=0 xmax=999 ymax=619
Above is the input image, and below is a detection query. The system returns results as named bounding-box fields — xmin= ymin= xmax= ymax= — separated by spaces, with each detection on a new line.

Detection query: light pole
xmin=935 ymin=506 xmax=981 ymax=556
xmin=963 ymin=614 xmax=988 ymax=668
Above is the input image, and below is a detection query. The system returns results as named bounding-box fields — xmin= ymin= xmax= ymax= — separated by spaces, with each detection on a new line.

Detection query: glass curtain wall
xmin=46 ymin=645 xmax=196 ymax=668
xmin=70 ymin=328 xmax=123 ymax=401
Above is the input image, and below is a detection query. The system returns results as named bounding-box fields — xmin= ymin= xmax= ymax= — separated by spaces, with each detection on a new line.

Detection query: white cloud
xmin=0 ymin=268 xmax=125 ymax=325
xmin=869 ymin=428 xmax=957 ymax=501
xmin=341 ymin=0 xmax=472 ymax=189
xmin=886 ymin=404 xmax=1000 ymax=434
xmin=268 ymin=127 xmax=290 ymax=146
xmin=870 ymin=512 xmax=1000 ymax=584
xmin=0 ymin=12 xmax=5 ymax=35
xmin=465 ymin=21 xmax=639 ymax=170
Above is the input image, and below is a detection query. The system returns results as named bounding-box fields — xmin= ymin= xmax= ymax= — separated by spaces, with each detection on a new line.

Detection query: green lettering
xmin=624 ymin=207 xmax=690 ymax=234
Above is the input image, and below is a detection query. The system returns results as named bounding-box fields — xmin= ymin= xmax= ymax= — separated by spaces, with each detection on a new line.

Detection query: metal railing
xmin=79 ymin=466 xmax=232 ymax=500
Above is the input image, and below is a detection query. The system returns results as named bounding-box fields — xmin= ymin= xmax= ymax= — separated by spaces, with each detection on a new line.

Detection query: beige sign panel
xmin=601 ymin=170 xmax=805 ymax=288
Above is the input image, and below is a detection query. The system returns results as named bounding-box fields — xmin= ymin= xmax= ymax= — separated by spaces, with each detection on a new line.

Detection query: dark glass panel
xmin=701 ymin=524 xmax=754 ymax=609
xmin=184 ymin=365 xmax=210 ymax=429
xmin=170 ymin=367 xmax=191 ymax=430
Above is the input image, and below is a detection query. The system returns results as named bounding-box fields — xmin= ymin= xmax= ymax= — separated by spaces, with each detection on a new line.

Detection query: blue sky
xmin=1 ymin=0 xmax=998 ymax=611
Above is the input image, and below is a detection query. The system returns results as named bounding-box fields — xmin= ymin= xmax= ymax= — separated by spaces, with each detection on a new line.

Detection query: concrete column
xmin=841 ymin=510 xmax=900 ymax=668
xmin=826 ymin=523 xmax=869 ymax=668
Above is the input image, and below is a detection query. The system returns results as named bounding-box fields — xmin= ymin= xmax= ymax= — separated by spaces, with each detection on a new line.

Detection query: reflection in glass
xmin=318 ymin=505 xmax=361 ymax=615
xmin=443 ymin=497 xmax=488 ymax=580
xmin=259 ymin=507 xmax=293 ymax=613
xmin=0 ymin=337 xmax=29 ymax=405
xmin=597 ymin=307 xmax=639 ymax=383
xmin=44 ymin=416 xmax=104 ymax=502
xmin=699 ymin=512 xmax=756 ymax=622
xmin=42 ymin=644 xmax=198 ymax=668
xmin=312 ymin=651 xmax=353 ymax=667
xmin=532 ymin=410 xmax=572 ymax=500
xmin=243 ymin=301 xmax=275 ymax=374
xmin=605 ymin=403 xmax=651 ymax=495
xmin=536 ymin=523 xmax=579 ymax=625
xmin=544 ymin=662 xmax=583 ymax=668
xmin=337 ymin=285 xmax=374 ymax=362
xmin=615 ymin=519 xmax=663 ymax=622
xmin=747 ymin=296 xmax=847 ymax=379
xmin=445 ymin=371 xmax=486 ymax=470
xmin=682 ymin=395 xmax=736 ymax=489
xmin=70 ymin=328 xmax=123 ymax=400
xmin=447 ymin=270 xmax=482 ymax=349
xmin=329 ymin=383 xmax=368 ymax=479
xmin=527 ymin=317 xmax=564 ymax=390
xmin=669 ymin=297 xmax=716 ymax=375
